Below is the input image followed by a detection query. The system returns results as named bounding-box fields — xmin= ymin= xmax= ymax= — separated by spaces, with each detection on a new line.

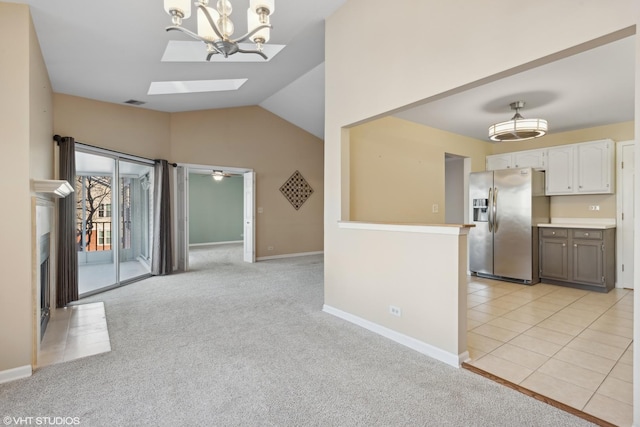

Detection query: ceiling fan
xmin=212 ymin=170 xmax=232 ymax=181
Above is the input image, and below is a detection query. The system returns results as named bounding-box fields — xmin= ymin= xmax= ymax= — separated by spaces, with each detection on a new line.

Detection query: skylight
xmin=148 ymin=79 xmax=248 ymax=95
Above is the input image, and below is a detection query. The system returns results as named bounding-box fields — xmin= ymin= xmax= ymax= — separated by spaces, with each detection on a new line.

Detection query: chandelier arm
xmin=235 ymin=47 xmax=268 ymax=60
xmin=166 ymin=26 xmax=210 ymax=43
xmin=231 ymin=24 xmax=272 ymax=43
xmin=197 ymin=4 xmax=226 ymax=42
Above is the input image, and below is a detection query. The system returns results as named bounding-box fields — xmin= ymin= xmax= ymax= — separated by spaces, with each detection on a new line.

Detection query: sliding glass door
xmin=76 ymin=148 xmax=154 ymax=296
xmin=118 ymin=159 xmax=153 ymax=283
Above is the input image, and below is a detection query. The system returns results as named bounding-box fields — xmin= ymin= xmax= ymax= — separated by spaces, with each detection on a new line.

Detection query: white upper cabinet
xmin=486 ymin=153 xmax=513 ymax=170
xmin=577 ymin=140 xmax=614 ymax=193
xmin=545 ymin=145 xmax=575 ymax=194
xmin=486 ymin=148 xmax=545 ymax=171
xmin=513 ymin=149 xmax=546 ymax=169
xmin=546 ymin=139 xmax=614 ymax=195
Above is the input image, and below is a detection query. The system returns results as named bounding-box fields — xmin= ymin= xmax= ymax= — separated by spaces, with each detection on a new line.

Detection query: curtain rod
xmin=53 ymin=134 xmax=177 ymax=167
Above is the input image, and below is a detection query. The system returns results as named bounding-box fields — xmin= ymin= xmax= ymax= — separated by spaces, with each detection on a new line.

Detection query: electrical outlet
xmin=389 ymin=305 xmax=402 ymax=317
xmin=267 ymin=246 xmax=274 ymax=251
xmin=432 ymin=204 xmax=439 ymax=213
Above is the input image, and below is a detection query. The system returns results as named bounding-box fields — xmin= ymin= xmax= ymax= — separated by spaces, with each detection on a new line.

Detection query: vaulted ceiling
xmin=9 ymin=1 xmax=635 ymax=142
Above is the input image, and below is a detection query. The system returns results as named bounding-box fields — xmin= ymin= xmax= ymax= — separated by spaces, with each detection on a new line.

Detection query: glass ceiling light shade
xmin=488 ymin=101 xmax=548 ymax=142
xmin=164 ymin=0 xmax=191 ymax=25
xmin=165 ymin=0 xmax=275 ymax=60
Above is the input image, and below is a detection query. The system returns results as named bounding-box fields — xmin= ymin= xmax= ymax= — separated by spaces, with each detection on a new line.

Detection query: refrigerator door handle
xmin=493 ymin=187 xmax=498 ymax=232
xmin=488 ymin=187 xmax=493 ymax=232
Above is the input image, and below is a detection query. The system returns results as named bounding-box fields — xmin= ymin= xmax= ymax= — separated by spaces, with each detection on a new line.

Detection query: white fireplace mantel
xmin=31 ymin=180 xmax=73 ymax=198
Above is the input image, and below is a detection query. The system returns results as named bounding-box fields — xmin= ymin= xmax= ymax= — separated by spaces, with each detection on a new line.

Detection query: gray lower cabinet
xmin=539 ymin=227 xmax=615 ymax=292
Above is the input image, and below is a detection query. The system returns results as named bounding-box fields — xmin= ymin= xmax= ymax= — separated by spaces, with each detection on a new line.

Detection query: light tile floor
xmin=38 ymin=302 xmax=111 ymax=367
xmin=466 ymin=276 xmax=634 ymax=427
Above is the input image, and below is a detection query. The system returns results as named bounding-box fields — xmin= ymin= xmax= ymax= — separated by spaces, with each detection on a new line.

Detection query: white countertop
xmin=537 ymin=218 xmax=616 ymax=229
xmin=538 ymin=223 xmax=616 ymax=229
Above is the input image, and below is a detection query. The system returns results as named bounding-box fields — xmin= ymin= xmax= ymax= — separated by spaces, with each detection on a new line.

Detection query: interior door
xmin=243 ymin=171 xmax=255 ymax=263
xmin=617 ymin=141 xmax=635 ymax=288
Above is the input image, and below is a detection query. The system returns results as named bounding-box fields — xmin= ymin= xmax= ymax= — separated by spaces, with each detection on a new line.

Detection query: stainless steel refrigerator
xmin=469 ymin=167 xmax=549 ymax=284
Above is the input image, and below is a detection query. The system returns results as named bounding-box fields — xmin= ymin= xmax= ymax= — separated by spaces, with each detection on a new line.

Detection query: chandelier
xmin=488 ymin=101 xmax=548 ymax=142
xmin=164 ymin=0 xmax=275 ymax=60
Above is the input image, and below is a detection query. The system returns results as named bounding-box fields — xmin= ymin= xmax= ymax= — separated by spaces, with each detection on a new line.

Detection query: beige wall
xmin=54 ymin=97 xmax=324 ymax=259
xmin=0 ymin=3 xmax=53 ymax=374
xmin=54 ymin=94 xmax=171 ymax=160
xmin=351 ymin=119 xmax=632 ymax=222
xmin=349 ymin=116 xmax=490 ymax=222
xmin=170 ymin=107 xmax=324 ymax=257
xmin=325 ymin=0 xmax=636 ymax=376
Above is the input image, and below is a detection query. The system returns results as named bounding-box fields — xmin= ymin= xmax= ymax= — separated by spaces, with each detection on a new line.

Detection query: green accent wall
xmin=189 ymin=173 xmax=243 ymax=244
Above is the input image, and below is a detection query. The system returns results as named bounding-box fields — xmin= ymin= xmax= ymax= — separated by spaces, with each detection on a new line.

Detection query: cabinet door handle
xmin=574 ymin=244 xmax=577 ymax=247
xmin=552 ymin=231 xmax=556 ymax=235
xmin=585 ymin=233 xmax=589 ymax=236
xmin=562 ymin=243 xmax=566 ymax=247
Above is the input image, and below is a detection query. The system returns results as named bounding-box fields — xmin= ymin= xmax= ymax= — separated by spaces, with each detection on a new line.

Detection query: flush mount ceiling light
xmin=488 ymin=101 xmax=548 ymax=142
xmin=164 ymin=0 xmax=275 ymax=60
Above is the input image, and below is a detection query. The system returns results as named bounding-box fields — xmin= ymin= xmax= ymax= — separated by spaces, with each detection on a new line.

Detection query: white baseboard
xmin=323 ymin=305 xmax=466 ymax=368
xmin=257 ymin=251 xmax=324 ymax=261
xmin=189 ymin=240 xmax=243 ymax=247
xmin=0 ymin=365 xmax=32 ymax=384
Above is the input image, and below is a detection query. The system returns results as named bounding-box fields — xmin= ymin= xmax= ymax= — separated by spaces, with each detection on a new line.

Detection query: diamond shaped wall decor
xmin=280 ymin=170 xmax=314 ymax=210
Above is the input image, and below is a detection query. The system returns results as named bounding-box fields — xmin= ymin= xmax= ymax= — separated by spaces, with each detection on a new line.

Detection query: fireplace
xmin=40 ymin=232 xmax=51 ymax=340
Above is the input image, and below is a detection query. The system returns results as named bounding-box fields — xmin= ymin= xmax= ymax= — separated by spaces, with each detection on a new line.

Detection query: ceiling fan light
xmin=488 ymin=101 xmax=548 ymax=142
xmin=489 ymin=118 xmax=548 ymax=142
xmin=212 ymin=170 xmax=226 ymax=181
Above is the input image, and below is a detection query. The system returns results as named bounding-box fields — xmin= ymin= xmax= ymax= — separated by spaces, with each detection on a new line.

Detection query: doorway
xmin=175 ymin=164 xmax=255 ymax=272
xmin=445 ymin=153 xmax=471 ymax=224
xmin=75 ymin=147 xmax=154 ymax=296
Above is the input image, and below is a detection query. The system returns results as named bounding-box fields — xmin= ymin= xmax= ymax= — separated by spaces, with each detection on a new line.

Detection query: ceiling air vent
xmin=124 ymin=99 xmax=146 ymax=106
